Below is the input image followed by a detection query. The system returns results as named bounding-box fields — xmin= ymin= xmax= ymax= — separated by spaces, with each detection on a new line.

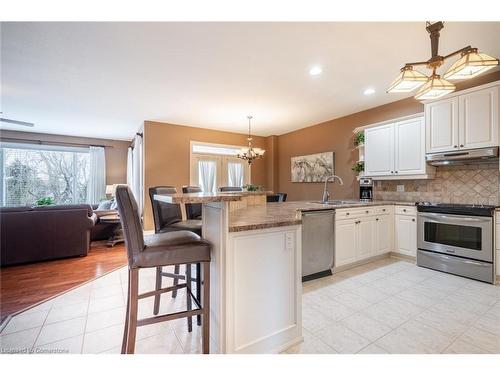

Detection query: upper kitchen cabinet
xmin=364 ymin=123 xmax=394 ymax=176
xmin=394 ymin=117 xmax=426 ymax=175
xmin=363 ymin=115 xmax=433 ymax=179
xmin=459 ymin=86 xmax=498 ymax=150
xmin=425 ymin=97 xmax=459 ymax=153
xmin=425 ymin=84 xmax=499 ymax=153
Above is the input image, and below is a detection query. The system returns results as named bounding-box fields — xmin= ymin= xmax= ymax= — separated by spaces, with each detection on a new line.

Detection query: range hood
xmin=426 ymin=146 xmax=499 ymax=166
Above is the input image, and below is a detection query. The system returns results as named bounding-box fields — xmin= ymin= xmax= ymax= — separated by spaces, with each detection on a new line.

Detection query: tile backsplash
xmin=374 ymin=163 xmax=500 ymax=206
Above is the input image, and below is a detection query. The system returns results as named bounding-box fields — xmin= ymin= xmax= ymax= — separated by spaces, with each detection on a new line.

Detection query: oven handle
xmin=418 ymin=212 xmax=492 ymax=223
xmin=431 ymin=253 xmax=492 ymax=267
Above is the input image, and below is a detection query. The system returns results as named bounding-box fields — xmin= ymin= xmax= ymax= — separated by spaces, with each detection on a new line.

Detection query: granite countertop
xmin=228 ymin=200 xmax=416 ymax=232
xmin=154 ymin=191 xmax=272 ymax=204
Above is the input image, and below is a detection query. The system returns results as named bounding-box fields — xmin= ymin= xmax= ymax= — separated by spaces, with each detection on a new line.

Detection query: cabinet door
xmin=394 ymin=117 xmax=425 ymax=175
xmin=425 ymin=97 xmax=459 ymax=153
xmin=375 ymin=215 xmax=391 ymax=255
xmin=459 ymin=87 xmax=499 ymax=150
xmin=395 ymin=214 xmax=417 ymax=257
xmin=356 ymin=217 xmax=376 ymax=260
xmin=364 ymin=123 xmax=395 ymax=176
xmin=335 ymin=219 xmax=357 ymax=267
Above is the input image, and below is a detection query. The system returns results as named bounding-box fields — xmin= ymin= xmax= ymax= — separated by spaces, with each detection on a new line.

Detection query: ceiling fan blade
xmin=0 ymin=118 xmax=35 ymax=127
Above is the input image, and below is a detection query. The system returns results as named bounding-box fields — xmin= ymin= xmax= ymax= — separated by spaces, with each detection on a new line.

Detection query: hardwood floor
xmin=0 ymin=241 xmax=127 ymax=322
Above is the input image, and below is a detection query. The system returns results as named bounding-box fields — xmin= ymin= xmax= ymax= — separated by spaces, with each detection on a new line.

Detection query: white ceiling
xmin=1 ymin=22 xmax=499 ymax=140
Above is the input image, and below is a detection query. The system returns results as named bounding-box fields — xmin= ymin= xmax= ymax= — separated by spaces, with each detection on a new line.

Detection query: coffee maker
xmin=359 ymin=178 xmax=373 ymax=201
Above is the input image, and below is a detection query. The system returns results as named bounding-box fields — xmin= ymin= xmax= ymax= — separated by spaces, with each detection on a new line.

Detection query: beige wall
xmin=143 ymin=121 xmax=270 ymax=230
xmin=0 ymin=130 xmax=130 ymax=185
xmin=277 ymin=70 xmax=500 ymax=202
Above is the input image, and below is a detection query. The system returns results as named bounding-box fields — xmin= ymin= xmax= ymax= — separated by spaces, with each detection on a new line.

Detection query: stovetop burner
xmin=415 ymin=202 xmax=496 ymax=217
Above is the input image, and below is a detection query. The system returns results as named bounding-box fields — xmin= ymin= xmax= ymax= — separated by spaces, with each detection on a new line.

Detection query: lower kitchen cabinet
xmin=335 ymin=218 xmax=358 ymax=266
xmin=375 ymin=215 xmax=391 ymax=255
xmin=335 ymin=206 xmax=392 ymax=267
xmin=394 ymin=213 xmax=417 ymax=257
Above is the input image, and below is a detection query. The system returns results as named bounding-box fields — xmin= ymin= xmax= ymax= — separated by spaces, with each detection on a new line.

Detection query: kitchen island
xmin=154 ymin=192 xmax=416 ymax=353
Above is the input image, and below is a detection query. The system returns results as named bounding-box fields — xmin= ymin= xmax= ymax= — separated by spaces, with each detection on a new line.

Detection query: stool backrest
xmin=266 ymin=193 xmax=287 ymax=202
xmin=218 ymin=186 xmax=243 ymax=192
xmin=182 ymin=186 xmax=202 ymax=220
xmin=148 ymin=186 xmax=182 ymax=233
xmin=115 ymin=185 xmax=145 ymax=265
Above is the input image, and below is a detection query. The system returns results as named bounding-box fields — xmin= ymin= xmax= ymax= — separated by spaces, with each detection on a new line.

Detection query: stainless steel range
xmin=416 ymin=202 xmax=495 ymax=284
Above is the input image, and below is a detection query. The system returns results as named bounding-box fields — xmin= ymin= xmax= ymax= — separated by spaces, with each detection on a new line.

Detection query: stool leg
xmin=196 ymin=263 xmax=202 ymax=326
xmin=153 ymin=266 xmax=162 ymax=315
xmin=172 ymin=264 xmax=180 ymax=298
xmin=125 ymin=268 xmax=139 ymax=354
xmin=121 ymin=268 xmax=131 ymax=354
xmin=202 ymin=261 xmax=210 ymax=354
xmin=186 ymin=263 xmax=193 ymax=332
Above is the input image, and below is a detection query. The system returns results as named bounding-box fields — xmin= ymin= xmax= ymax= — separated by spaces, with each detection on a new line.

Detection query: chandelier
xmin=237 ymin=115 xmax=265 ymax=165
xmin=387 ymin=22 xmax=498 ymax=100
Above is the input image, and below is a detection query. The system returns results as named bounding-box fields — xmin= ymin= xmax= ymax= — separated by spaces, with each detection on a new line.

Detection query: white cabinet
xmin=459 ymin=87 xmax=498 ymax=150
xmin=426 ymin=85 xmax=499 ymax=153
xmin=335 ymin=206 xmax=392 ymax=267
xmin=394 ymin=212 xmax=417 ymax=257
xmin=364 ymin=124 xmax=395 ymax=176
xmin=335 ymin=219 xmax=357 ymax=267
xmin=364 ymin=116 xmax=431 ymax=179
xmin=425 ymin=97 xmax=459 ymax=153
xmin=356 ymin=217 xmax=376 ymax=260
xmin=375 ymin=215 xmax=391 ymax=255
xmin=394 ymin=117 xmax=426 ymax=175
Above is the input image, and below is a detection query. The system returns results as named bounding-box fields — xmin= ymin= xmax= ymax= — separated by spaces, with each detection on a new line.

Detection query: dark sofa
xmin=0 ymin=204 xmax=97 ymax=266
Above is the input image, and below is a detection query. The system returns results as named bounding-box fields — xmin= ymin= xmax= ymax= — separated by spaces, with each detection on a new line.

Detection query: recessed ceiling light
xmin=364 ymin=88 xmax=376 ymax=95
xmin=309 ymin=66 xmax=322 ymax=76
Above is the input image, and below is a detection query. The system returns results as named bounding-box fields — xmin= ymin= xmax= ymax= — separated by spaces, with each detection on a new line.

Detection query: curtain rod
xmin=0 ymin=137 xmax=113 ymax=148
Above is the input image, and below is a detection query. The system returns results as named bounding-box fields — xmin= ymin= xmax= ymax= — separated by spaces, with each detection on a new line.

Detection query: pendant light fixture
xmin=387 ymin=22 xmax=499 ymax=101
xmin=237 ymin=115 xmax=265 ymax=165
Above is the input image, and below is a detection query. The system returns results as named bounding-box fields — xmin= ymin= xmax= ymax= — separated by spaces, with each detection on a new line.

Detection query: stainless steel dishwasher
xmin=301 ymin=209 xmax=335 ymax=282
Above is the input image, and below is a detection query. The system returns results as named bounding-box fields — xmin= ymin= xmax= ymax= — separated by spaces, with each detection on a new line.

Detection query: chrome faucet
xmin=322 ymin=175 xmax=344 ymax=203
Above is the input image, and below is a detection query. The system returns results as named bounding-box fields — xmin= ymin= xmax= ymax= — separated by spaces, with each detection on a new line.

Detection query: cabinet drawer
xmin=374 ymin=206 xmax=391 ymax=215
xmin=336 ymin=207 xmax=375 ymax=220
xmin=395 ymin=206 xmax=416 ymax=216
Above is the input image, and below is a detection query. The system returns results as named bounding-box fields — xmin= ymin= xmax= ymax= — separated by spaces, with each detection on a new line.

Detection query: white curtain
xmin=131 ymin=134 xmax=143 ymax=215
xmin=126 ymin=147 xmax=133 ymax=187
xmin=198 ymin=160 xmax=216 ymax=192
xmin=87 ymin=146 xmax=106 ymax=204
xmin=228 ymin=162 xmax=244 ymax=187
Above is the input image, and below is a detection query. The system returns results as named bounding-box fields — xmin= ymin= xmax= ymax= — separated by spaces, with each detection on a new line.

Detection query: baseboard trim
xmin=332 ymin=253 xmax=390 ymax=273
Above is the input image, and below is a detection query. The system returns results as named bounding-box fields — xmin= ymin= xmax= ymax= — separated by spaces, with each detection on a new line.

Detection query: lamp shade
xmin=387 ymin=66 xmax=428 ymax=93
xmin=414 ymin=74 xmax=455 ymax=100
xmin=105 ymin=185 xmax=114 ymax=195
xmin=444 ymin=49 xmax=499 ymax=80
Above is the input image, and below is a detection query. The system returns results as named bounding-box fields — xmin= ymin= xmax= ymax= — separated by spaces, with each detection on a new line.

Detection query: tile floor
xmin=1 ymin=258 xmax=499 ymax=354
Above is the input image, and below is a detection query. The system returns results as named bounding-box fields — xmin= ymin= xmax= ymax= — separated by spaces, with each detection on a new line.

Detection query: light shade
xmin=414 ymin=74 xmax=456 ymax=100
xmin=105 ymin=184 xmax=115 ymax=195
xmin=387 ymin=66 xmax=428 ymax=93
xmin=444 ymin=49 xmax=499 ymax=80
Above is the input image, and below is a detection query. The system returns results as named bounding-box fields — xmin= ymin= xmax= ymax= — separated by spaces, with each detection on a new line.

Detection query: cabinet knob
xmin=365 ymin=210 xmax=369 ymax=214
xmin=412 ymin=218 xmax=415 ymax=222
xmin=460 ymin=144 xmax=464 ymax=148
xmin=454 ymin=145 xmax=458 ymax=148
xmin=395 ymin=171 xmax=398 ymax=174
xmin=376 ymin=218 xmax=379 ymax=221
xmin=382 ymin=209 xmax=386 ymax=211
xmin=391 ymin=171 xmax=394 ymax=173
xmin=346 ymin=213 xmax=350 ymax=215
xmin=403 ymin=209 xmax=407 ymax=212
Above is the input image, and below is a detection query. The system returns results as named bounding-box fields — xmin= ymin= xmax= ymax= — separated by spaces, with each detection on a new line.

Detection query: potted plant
xmin=35 ymin=197 xmax=55 ymax=206
xmin=243 ymin=184 xmax=262 ymax=192
xmin=351 ymin=161 xmax=364 ymax=175
xmin=354 ymin=131 xmax=364 ymax=147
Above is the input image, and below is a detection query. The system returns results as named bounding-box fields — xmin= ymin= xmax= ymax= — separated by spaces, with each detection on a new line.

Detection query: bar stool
xmin=148 ymin=186 xmax=202 ymax=331
xmin=116 ymin=185 xmax=210 ymax=354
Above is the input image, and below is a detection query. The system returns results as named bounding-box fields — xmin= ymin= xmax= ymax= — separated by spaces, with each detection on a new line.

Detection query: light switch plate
xmin=396 ymin=184 xmax=405 ymax=192
xmin=285 ymin=232 xmax=294 ymax=249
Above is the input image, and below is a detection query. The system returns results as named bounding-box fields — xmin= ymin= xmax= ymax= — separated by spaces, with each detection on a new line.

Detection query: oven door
xmin=417 ymin=212 xmax=492 ymax=262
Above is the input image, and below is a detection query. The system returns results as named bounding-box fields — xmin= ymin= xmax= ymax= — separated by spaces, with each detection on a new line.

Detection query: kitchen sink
xmin=309 ymin=200 xmax=366 ymax=205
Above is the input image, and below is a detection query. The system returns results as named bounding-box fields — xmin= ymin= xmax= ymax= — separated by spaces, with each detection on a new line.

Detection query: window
xmin=190 ymin=142 xmax=250 ymax=192
xmin=0 ymin=143 xmax=90 ymax=206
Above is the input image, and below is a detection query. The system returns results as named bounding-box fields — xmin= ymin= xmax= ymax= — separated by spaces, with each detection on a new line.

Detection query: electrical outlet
xmin=396 ymin=184 xmax=405 ymax=192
